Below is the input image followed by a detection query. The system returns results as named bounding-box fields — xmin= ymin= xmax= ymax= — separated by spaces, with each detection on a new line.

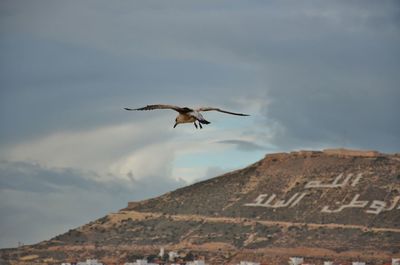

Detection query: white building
xmin=289 ymin=257 xmax=304 ymax=265
xmin=124 ymin=260 xmax=157 ymax=265
xmin=159 ymin=247 xmax=165 ymax=257
xmin=238 ymin=261 xmax=260 ymax=265
xmin=77 ymin=259 xmax=103 ymax=265
xmin=168 ymin=251 xmax=179 ymax=261
xmin=352 ymin=262 xmax=366 ymax=265
xmin=393 ymin=258 xmax=400 ymax=265
xmin=187 ymin=260 xmax=207 ymax=265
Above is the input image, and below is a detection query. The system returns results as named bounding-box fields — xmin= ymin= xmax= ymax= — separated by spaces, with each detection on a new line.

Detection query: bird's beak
xmin=173 ymin=123 xmax=178 ymax=128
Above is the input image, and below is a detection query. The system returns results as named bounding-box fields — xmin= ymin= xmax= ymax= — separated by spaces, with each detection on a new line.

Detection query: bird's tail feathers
xmin=198 ymin=119 xmax=210 ymax=124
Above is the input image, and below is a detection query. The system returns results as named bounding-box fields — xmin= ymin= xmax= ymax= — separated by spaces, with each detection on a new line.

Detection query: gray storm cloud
xmin=0 ymin=160 xmax=185 ymax=248
xmin=0 ymin=0 xmax=399 ymax=248
xmin=217 ymin=140 xmax=267 ymax=152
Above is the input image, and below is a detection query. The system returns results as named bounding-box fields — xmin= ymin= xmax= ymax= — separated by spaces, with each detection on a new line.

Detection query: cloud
xmin=0 ymin=160 xmax=185 ymax=248
xmin=216 ymin=139 xmax=266 ymax=152
xmin=0 ymin=160 xmax=97 ymax=193
xmin=0 ymin=119 xmax=176 ymax=180
xmin=0 ymin=0 xmax=399 ymax=249
xmin=110 ymin=142 xmax=176 ymax=181
xmin=3 ymin=0 xmax=398 ymax=154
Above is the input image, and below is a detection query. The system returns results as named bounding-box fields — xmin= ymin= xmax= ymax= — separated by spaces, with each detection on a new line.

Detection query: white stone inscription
xmin=305 ymin=173 xmax=362 ymax=189
xmin=321 ymin=194 xmax=368 ymax=213
xmin=244 ymin=171 xmax=400 ymax=215
xmin=365 ymin=196 xmax=400 ymax=214
xmin=244 ymin=193 xmax=307 ymax=208
xmin=322 ymin=195 xmax=400 ymax=215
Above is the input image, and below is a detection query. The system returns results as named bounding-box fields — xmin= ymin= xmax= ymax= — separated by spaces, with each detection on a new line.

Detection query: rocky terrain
xmin=1 ymin=148 xmax=400 ymax=265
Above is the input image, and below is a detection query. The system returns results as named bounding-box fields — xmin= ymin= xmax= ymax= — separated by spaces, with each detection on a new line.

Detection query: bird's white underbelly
xmin=177 ymin=114 xmax=196 ymax=123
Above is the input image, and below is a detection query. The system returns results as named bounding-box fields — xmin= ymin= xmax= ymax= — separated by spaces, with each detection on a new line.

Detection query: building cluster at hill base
xmin=60 ymin=257 xmax=400 ymax=265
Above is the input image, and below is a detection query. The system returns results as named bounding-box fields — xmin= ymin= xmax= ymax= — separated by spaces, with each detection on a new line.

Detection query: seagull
xmin=124 ymin=104 xmax=250 ymax=129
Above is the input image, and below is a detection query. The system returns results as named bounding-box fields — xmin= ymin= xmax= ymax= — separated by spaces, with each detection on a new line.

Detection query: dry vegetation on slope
xmin=1 ymin=149 xmax=399 ymax=265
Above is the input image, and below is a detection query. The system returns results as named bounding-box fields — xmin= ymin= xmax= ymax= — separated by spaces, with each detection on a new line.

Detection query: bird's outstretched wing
xmin=124 ymin=104 xmax=192 ymax=113
xmin=196 ymin=107 xmax=250 ymax=116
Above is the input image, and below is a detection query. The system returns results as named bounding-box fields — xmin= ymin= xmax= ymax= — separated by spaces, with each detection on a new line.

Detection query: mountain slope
xmin=1 ymin=149 xmax=400 ymax=265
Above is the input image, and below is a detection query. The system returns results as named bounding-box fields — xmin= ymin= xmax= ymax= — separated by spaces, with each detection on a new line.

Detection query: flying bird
xmin=124 ymin=104 xmax=250 ymax=129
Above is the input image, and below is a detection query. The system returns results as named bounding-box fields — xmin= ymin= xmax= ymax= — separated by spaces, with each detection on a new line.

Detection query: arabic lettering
xmin=245 ymin=192 xmax=400 ymax=214
xmin=243 ymin=171 xmax=399 ymax=216
xmin=350 ymin=173 xmax=362 ymax=187
xmin=321 ymin=195 xmax=400 ymax=214
xmin=244 ymin=193 xmax=307 ymax=208
xmin=244 ymin=194 xmax=271 ymax=206
xmin=305 ymin=173 xmax=362 ymax=189
xmin=290 ymin=192 xmax=307 ymax=208
xmin=321 ymin=194 xmax=368 ymax=213
xmin=365 ymin=196 xmax=400 ymax=215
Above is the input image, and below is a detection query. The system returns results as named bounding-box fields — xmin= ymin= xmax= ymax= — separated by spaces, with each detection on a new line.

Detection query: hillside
xmin=1 ymin=149 xmax=400 ymax=265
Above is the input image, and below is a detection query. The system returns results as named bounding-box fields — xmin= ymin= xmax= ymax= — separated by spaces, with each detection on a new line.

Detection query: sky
xmin=0 ymin=1 xmax=399 ymax=248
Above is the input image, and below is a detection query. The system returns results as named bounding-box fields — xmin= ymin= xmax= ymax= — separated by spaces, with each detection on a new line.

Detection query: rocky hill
xmin=1 ymin=149 xmax=400 ymax=265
